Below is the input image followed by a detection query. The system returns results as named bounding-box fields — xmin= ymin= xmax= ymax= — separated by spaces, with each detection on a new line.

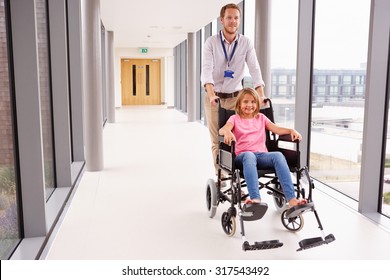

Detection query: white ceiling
xmin=100 ymin=0 xmax=241 ymax=49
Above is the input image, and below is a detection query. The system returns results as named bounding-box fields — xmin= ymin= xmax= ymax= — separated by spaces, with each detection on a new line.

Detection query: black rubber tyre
xmin=281 ymin=209 xmax=304 ymax=232
xmin=272 ymin=183 xmax=287 ymax=213
xmin=206 ymin=179 xmax=218 ymax=218
xmin=221 ymin=211 xmax=236 ymax=237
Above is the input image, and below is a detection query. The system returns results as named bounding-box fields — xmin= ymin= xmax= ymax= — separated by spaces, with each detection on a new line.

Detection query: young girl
xmin=218 ymin=88 xmax=307 ymax=207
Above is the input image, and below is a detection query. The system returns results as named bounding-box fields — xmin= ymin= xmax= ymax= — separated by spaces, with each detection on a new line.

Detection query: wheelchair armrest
xmin=277 ymin=134 xmax=300 ymax=168
xmin=218 ymin=135 xmax=235 ymax=150
xmin=218 ymin=135 xmax=236 ymax=171
xmin=277 ymin=134 xmax=299 ymax=151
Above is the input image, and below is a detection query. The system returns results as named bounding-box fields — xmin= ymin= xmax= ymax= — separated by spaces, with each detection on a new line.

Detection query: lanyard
xmin=220 ymin=30 xmax=239 ymax=68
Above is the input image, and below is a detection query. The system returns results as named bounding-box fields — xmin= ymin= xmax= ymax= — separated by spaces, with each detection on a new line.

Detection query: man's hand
xmin=209 ymin=95 xmax=219 ymax=106
xmin=259 ymin=95 xmax=267 ymax=107
xmin=256 ymin=86 xmax=267 ymax=108
xmin=205 ymin=83 xmax=219 ymax=106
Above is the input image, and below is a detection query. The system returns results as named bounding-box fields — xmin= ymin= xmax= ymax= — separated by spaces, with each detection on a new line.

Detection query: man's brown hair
xmin=220 ymin=3 xmax=241 ymax=18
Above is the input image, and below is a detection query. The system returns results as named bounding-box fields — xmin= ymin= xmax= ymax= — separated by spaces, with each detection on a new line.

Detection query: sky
xmin=247 ymin=0 xmax=371 ymax=70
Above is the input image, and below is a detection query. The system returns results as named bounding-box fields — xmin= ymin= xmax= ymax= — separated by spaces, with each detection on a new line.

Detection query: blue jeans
xmin=234 ymin=151 xmax=296 ymax=202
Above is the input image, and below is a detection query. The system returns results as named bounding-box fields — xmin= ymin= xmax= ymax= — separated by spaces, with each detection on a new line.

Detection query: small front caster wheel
xmin=281 ymin=209 xmax=304 ymax=232
xmin=221 ymin=211 xmax=236 ymax=237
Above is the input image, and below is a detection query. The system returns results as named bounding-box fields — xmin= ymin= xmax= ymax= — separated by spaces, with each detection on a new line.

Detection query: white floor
xmin=43 ymin=105 xmax=390 ymax=260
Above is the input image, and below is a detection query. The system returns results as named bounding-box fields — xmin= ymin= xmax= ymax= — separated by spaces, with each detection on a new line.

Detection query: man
xmin=201 ymin=3 xmax=266 ymax=179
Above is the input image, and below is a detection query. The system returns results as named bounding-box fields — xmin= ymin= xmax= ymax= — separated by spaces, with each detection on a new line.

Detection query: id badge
xmin=224 ymin=70 xmax=235 ymax=78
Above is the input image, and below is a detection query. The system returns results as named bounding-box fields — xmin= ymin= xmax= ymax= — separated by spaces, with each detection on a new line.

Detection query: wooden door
xmin=121 ymin=59 xmax=161 ymax=105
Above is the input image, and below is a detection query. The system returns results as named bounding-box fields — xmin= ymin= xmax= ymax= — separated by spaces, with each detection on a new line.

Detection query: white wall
xmin=114 ymin=47 xmax=174 ymax=108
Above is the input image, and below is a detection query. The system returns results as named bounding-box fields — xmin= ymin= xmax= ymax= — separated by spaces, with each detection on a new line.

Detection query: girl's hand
xmin=224 ymin=131 xmax=236 ymax=145
xmin=290 ymin=129 xmax=302 ymax=141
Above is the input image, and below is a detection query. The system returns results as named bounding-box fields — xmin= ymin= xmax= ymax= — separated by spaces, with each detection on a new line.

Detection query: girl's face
xmin=239 ymin=93 xmax=257 ymax=118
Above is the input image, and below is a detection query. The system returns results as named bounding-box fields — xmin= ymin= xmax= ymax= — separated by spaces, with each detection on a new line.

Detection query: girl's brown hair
xmin=235 ymin=88 xmax=261 ymax=117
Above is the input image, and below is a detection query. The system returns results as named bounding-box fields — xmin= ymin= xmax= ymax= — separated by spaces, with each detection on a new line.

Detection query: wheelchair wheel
xmin=281 ymin=209 xmax=304 ymax=232
xmin=206 ymin=179 xmax=218 ymax=218
xmin=221 ymin=211 xmax=236 ymax=237
xmin=272 ymin=184 xmax=287 ymax=213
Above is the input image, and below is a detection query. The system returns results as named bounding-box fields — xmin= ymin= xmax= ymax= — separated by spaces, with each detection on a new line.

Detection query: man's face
xmin=221 ymin=8 xmax=240 ymax=35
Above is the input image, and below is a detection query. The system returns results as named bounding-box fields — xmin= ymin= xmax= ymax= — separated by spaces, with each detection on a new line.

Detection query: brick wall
xmin=0 ymin=1 xmax=15 ymax=167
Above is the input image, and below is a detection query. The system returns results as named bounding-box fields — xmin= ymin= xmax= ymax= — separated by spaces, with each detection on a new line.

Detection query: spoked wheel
xmin=281 ymin=209 xmax=304 ymax=232
xmin=221 ymin=211 xmax=236 ymax=237
xmin=206 ymin=179 xmax=218 ymax=218
xmin=272 ymin=184 xmax=287 ymax=213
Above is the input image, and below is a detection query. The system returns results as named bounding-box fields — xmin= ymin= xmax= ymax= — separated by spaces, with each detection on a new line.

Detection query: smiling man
xmin=201 ymin=3 xmax=266 ymax=180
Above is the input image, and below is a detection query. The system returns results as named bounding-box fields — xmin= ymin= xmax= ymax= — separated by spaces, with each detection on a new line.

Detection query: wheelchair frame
xmin=206 ymin=98 xmax=335 ymax=251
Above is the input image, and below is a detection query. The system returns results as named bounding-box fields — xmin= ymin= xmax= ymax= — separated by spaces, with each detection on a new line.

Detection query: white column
xmin=359 ymin=0 xmax=390 ymax=213
xmin=49 ymin=0 xmax=73 ymax=187
xmin=81 ymin=0 xmax=104 ymax=171
xmin=254 ymin=0 xmax=271 ymax=97
xmin=68 ymin=0 xmax=85 ymax=163
xmin=295 ymin=0 xmax=315 ymax=168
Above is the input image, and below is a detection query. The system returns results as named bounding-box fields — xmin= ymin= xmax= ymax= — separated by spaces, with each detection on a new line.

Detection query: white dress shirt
xmin=201 ymin=31 xmax=265 ymax=93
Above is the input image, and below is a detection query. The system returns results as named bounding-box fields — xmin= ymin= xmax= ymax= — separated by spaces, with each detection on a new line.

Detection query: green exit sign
xmin=140 ymin=48 xmax=148 ymax=54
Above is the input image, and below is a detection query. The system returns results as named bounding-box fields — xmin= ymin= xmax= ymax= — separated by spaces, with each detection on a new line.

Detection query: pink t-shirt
xmin=227 ymin=114 xmax=270 ymax=156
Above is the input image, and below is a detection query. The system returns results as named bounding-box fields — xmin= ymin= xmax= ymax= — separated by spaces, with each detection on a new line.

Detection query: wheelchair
xmin=205 ymin=98 xmax=335 ymax=251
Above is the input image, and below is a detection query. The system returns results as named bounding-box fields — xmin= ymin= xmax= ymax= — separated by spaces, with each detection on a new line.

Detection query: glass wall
xmin=0 ymin=0 xmax=21 ymax=259
xmin=0 ymin=0 xmax=87 ymax=259
xmin=309 ymin=0 xmax=370 ymax=200
xmin=270 ymin=0 xmax=298 ymax=127
xmin=382 ymin=68 xmax=390 ymax=217
xmin=242 ymin=0 xmax=298 ymax=126
xmin=36 ymin=0 xmax=56 ymax=200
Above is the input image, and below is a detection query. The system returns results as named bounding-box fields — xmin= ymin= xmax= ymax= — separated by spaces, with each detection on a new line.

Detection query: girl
xmin=218 ymin=88 xmax=307 ymax=207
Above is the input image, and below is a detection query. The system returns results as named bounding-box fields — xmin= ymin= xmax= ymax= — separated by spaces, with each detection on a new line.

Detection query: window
xmin=278 ymin=85 xmax=287 ymax=95
xmin=270 ymin=0 xmax=298 ymax=126
xmin=330 ymin=86 xmax=338 ymax=96
xmin=330 ymin=75 xmax=339 ymax=85
xmin=310 ymin=0 xmax=370 ymax=201
xmin=278 ymin=75 xmax=287 ymax=84
xmin=342 ymin=86 xmax=352 ymax=96
xmin=317 ymin=75 xmax=326 ymax=85
xmin=343 ymin=75 xmax=352 ymax=84
xmin=0 ymin=0 xmax=22 ymax=259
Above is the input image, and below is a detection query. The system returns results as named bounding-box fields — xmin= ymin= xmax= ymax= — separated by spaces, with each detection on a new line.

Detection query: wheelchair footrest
xmin=241 ymin=203 xmax=268 ymax=221
xmin=297 ymin=234 xmax=336 ymax=251
xmin=242 ymin=240 xmax=283 ymax=251
xmin=285 ymin=202 xmax=315 ymax=218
